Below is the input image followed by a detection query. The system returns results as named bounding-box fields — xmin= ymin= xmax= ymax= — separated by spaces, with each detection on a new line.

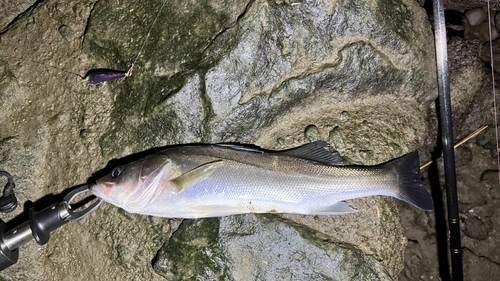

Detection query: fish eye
xmin=111 ymin=167 xmax=122 ymax=178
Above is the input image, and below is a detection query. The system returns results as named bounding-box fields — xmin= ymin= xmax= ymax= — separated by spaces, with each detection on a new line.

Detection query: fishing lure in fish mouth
xmin=91 ymin=141 xmax=434 ymax=218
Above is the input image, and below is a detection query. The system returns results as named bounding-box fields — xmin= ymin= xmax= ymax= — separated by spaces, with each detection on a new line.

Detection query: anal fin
xmin=190 ymin=205 xmax=248 ymax=217
xmin=309 ymin=201 xmax=357 ymax=215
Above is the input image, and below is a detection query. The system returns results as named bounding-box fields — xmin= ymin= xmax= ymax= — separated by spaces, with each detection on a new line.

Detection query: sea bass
xmin=90 ymin=141 xmax=433 ymax=218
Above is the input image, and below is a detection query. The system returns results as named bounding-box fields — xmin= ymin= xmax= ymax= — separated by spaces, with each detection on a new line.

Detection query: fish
xmin=90 ymin=141 xmax=433 ymax=218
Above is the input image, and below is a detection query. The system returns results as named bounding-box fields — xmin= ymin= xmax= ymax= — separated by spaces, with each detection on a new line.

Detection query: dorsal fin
xmin=214 ymin=144 xmax=264 ymax=154
xmin=278 ymin=141 xmax=346 ymax=166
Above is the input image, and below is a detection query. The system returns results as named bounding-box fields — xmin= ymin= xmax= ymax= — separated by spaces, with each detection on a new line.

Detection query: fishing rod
xmin=487 ymin=1 xmax=500 ymax=190
xmin=432 ymin=0 xmax=463 ymax=280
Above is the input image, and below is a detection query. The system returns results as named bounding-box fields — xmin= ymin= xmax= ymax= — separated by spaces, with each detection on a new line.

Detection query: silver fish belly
xmin=90 ymin=141 xmax=433 ymax=218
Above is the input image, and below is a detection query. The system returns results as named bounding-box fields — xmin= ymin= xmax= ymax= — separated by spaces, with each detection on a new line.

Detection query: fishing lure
xmin=83 ymin=68 xmax=130 ymax=85
xmin=82 ymin=0 xmax=167 ymax=86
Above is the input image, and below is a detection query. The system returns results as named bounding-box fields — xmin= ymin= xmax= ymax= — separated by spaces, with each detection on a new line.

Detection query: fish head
xmin=91 ymin=154 xmax=173 ymax=212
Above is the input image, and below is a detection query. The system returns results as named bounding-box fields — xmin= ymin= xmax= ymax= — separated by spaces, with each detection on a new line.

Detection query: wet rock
xmin=462 ymin=7 xmax=498 ymax=43
xmin=401 ymin=240 xmax=432 ymax=281
xmin=340 ymin=111 xmax=350 ymax=121
xmin=328 ymin=126 xmax=345 ymax=149
xmin=481 ymin=169 xmax=500 ymax=200
xmin=464 ymin=19 xmax=498 ymax=42
xmin=444 ymin=1 xmax=500 ymax=11
xmin=132 ymin=74 xmax=204 ymax=147
xmin=482 ymin=38 xmax=500 ymax=64
xmin=58 ymin=24 xmax=75 ymax=41
xmin=476 ymin=126 xmax=497 ymax=150
xmin=359 ymin=150 xmax=374 ymax=161
xmin=221 ymin=215 xmax=392 ymax=280
xmin=454 ymin=146 xmax=473 ymax=167
xmin=83 ymin=0 xmax=437 ymax=155
xmin=463 ymin=248 xmax=500 ymax=281
xmin=153 ymin=218 xmax=225 ymax=280
xmin=304 ymin=125 xmax=320 ymax=142
xmin=422 ymin=36 xmax=489 ymax=165
xmin=155 ymin=214 xmax=394 ymax=280
xmin=496 ymin=12 xmax=500 ymax=33
xmin=283 ymin=195 xmax=408 ymax=278
xmin=0 ymin=0 xmax=37 ymax=32
xmin=388 ymin=143 xmax=402 ymax=156
xmin=448 ymin=37 xmax=486 ymax=114
xmin=401 ymin=140 xmax=500 ymax=280
xmin=465 ymin=8 xmax=486 ymax=26
xmin=461 ymin=207 xmax=493 ymax=240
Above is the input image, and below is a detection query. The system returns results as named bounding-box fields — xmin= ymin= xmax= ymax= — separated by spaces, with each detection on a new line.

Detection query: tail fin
xmin=386 ymin=152 xmax=433 ymax=210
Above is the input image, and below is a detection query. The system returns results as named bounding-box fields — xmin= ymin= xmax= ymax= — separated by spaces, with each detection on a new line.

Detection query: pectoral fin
xmin=310 ymin=201 xmax=357 ymax=215
xmin=170 ymin=160 xmax=223 ymax=193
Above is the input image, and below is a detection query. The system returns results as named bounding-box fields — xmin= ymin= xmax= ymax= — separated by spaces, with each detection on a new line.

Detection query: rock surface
xmin=0 ymin=0 xmax=436 ymax=280
xmin=465 ymin=8 xmax=486 ymax=26
xmin=400 ymin=16 xmax=500 ymax=280
xmin=154 ymin=215 xmax=394 ymax=280
xmin=0 ymin=0 xmax=37 ymax=32
xmin=400 ymin=136 xmax=500 ymax=281
xmin=444 ymin=0 xmax=500 ymax=11
xmin=420 ymin=36 xmax=491 ymax=164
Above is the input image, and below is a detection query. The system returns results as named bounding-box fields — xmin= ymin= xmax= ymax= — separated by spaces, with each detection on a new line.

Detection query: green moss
xmin=328 ymin=126 xmax=345 ymax=149
xmin=286 ymin=218 xmax=390 ymax=280
xmin=86 ymin=0 xmax=248 ymax=154
xmin=153 ymin=218 xmax=227 ymax=280
xmin=118 ymin=208 xmax=135 ymax=220
xmin=377 ymin=197 xmax=399 ymax=233
xmin=198 ymin=74 xmax=215 ymax=142
xmin=305 ymin=125 xmax=320 ymax=142
xmin=319 ymin=273 xmax=338 ymax=281
xmin=376 ymin=0 xmax=413 ymax=42
xmin=0 ymin=275 xmax=12 ymax=281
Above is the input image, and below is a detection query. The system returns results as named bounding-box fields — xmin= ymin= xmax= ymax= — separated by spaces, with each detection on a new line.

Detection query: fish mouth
xmin=92 ymin=181 xmax=115 ymax=195
xmin=90 ymin=183 xmax=121 ymax=206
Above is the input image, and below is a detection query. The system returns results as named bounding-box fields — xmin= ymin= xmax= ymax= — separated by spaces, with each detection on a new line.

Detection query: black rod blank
xmin=432 ymin=0 xmax=463 ymax=280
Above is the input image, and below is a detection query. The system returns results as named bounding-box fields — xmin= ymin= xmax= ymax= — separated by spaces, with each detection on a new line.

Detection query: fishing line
xmin=75 ymin=0 xmax=169 ymax=85
xmin=111 ymin=0 xmax=168 ymax=86
xmin=126 ymin=0 xmax=169 ymax=77
xmin=3 ymin=1 xmax=169 ymax=87
xmin=4 ymin=0 xmax=170 ymax=86
xmin=487 ymin=1 xmax=500 ymax=184
xmin=0 ymin=54 xmax=84 ymax=80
